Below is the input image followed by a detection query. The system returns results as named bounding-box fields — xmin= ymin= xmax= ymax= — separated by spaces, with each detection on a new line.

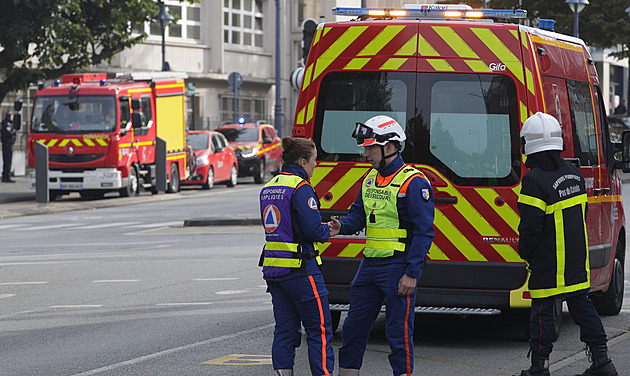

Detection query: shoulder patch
xmin=422 ymin=188 xmax=430 ymax=201
xmin=308 ymin=197 xmax=318 ymax=210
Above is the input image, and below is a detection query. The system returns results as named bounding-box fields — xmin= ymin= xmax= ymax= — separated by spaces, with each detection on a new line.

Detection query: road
xmin=0 ymin=181 xmax=628 ymax=375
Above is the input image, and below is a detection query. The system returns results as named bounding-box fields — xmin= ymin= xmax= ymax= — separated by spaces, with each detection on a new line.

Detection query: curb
xmin=183 ymin=217 xmax=261 ymax=227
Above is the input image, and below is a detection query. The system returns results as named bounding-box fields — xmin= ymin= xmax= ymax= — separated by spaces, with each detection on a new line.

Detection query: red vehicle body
xmin=183 ymin=130 xmax=238 ymax=189
xmin=28 ymin=72 xmax=189 ymax=200
xmin=293 ymin=5 xmax=627 ymax=332
xmin=216 ymin=122 xmax=282 ymax=183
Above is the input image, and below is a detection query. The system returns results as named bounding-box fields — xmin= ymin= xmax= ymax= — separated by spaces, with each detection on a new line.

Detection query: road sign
xmin=228 ymin=72 xmax=242 ymax=93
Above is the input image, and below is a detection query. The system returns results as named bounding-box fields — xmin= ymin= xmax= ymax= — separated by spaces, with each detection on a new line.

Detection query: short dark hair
xmin=281 ymin=137 xmax=315 ymax=165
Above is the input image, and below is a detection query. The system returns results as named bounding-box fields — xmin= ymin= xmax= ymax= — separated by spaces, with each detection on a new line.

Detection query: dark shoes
xmin=515 ymin=352 xmax=550 ymax=376
xmin=575 ymin=344 xmax=618 ymax=376
xmin=1 ymin=177 xmax=15 ymax=183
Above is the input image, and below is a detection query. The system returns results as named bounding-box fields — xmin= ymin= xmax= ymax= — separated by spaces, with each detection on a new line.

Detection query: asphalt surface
xmin=1 ymin=171 xmax=629 ymax=375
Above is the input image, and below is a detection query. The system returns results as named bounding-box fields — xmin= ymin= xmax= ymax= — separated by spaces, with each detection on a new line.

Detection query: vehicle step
xmin=329 ymin=303 xmax=501 ymax=316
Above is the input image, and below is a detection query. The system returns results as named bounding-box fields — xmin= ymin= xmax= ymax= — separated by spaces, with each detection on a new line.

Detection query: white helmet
xmin=520 ymin=112 xmax=563 ymax=155
xmin=351 ymin=115 xmax=406 ymax=147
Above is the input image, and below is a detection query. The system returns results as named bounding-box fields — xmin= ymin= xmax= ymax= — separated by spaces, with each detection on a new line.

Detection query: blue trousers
xmin=2 ymin=142 xmax=12 ymax=179
xmin=529 ymin=292 xmax=607 ymax=358
xmin=339 ymin=259 xmax=416 ymax=376
xmin=267 ymin=273 xmax=334 ymax=376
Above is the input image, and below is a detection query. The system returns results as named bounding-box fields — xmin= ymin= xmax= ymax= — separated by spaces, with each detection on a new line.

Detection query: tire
xmin=119 ymin=166 xmax=138 ymax=197
xmin=49 ymin=190 xmax=59 ymax=201
xmin=227 ymin=165 xmax=238 ymax=187
xmin=167 ymin=163 xmax=180 ymax=193
xmin=592 ymin=257 xmax=624 ymax=316
xmin=254 ymin=159 xmax=265 ymax=184
xmin=202 ymin=167 xmax=214 ymax=190
xmin=331 ymin=311 xmax=341 ymax=333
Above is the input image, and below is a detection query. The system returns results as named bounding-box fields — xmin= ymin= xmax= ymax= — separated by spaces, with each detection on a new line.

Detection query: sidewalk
xmin=0 ymin=173 xmax=34 ymax=204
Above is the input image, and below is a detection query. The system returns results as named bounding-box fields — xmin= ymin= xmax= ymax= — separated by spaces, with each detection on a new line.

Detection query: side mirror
xmin=263 ymin=137 xmax=273 ymax=145
xmin=621 ymin=130 xmax=630 ymax=172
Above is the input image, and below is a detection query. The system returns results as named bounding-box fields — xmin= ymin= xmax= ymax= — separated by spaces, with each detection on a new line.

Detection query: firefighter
xmin=259 ymin=137 xmax=334 ymax=376
xmin=515 ymin=112 xmax=617 ymax=376
xmin=328 ymin=115 xmax=435 ymax=376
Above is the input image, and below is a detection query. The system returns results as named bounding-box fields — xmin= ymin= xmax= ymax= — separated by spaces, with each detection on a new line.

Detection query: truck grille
xmin=50 ymin=154 xmax=104 ymax=163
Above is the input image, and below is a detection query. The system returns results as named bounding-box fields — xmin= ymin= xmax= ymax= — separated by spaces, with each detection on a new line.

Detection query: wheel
xmin=331 ymin=311 xmax=341 ymax=333
xmin=551 ymin=298 xmax=562 ymax=342
xmin=119 ymin=166 xmax=138 ymax=197
xmin=49 ymin=190 xmax=59 ymax=201
xmin=202 ymin=167 xmax=214 ymax=190
xmin=592 ymin=257 xmax=624 ymax=316
xmin=79 ymin=190 xmax=105 ymax=200
xmin=167 ymin=163 xmax=180 ymax=193
xmin=254 ymin=159 xmax=265 ymax=184
xmin=227 ymin=165 xmax=238 ymax=187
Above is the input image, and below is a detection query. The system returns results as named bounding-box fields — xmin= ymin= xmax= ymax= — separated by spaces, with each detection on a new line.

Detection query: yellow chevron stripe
xmin=83 ymin=139 xmax=95 ymax=146
xmin=59 ymin=139 xmax=69 ymax=147
xmin=319 ymin=166 xmax=371 ymax=210
xmin=310 ymin=165 xmax=334 ymax=187
xmin=306 ymin=97 xmax=316 ymax=124
xmin=433 ymin=26 xmax=479 ymax=59
xmin=428 ymin=59 xmax=454 ymax=71
xmin=427 ymin=243 xmax=449 ymax=261
xmin=472 ymin=28 xmax=524 ymax=85
xmin=465 ymin=60 xmax=491 ymax=72
xmin=337 ymin=242 xmax=365 ymax=258
xmin=395 ymin=35 xmax=417 ymax=55
xmin=344 ymin=58 xmax=371 ymax=70
xmin=476 ymin=188 xmax=520 ymax=234
xmin=525 ymin=67 xmax=535 ymax=96
xmin=47 ymin=139 xmax=58 ymax=147
xmin=358 ymin=25 xmax=405 ymax=56
xmin=314 ymin=26 xmax=368 ymax=80
xmin=418 ymin=33 xmax=440 ymax=56
xmin=96 ymin=139 xmax=108 ymax=146
xmin=71 ymin=139 xmax=82 ymax=146
xmin=380 ymin=58 xmax=407 ymax=70
xmin=312 ymin=27 xmax=322 ymax=47
xmin=302 ymin=64 xmax=313 ymax=91
xmin=434 ymin=209 xmax=487 ymax=261
xmin=297 ymin=106 xmax=306 ymax=125
xmin=520 ymin=101 xmax=528 ymax=123
xmin=492 ymin=244 xmax=522 ymax=263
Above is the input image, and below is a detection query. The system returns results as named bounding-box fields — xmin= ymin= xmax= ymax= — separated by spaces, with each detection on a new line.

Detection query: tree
xmin=0 ymin=0 xmax=180 ymax=104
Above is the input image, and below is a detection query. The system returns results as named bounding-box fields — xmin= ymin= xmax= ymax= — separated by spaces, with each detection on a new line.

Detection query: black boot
xmin=575 ymin=344 xmax=618 ymax=376
xmin=515 ymin=352 xmax=550 ymax=376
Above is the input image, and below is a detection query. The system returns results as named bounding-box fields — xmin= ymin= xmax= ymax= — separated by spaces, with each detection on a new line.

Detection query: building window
xmin=146 ymin=1 xmax=201 ymax=41
xmin=224 ymin=0 xmax=264 ymax=48
xmin=221 ymin=95 xmax=267 ymax=123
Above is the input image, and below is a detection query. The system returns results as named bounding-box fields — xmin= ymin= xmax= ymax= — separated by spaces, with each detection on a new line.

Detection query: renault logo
xmin=67 ymin=146 xmax=75 ymax=156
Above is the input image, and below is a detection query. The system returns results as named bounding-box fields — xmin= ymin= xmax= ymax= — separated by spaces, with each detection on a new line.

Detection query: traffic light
xmin=301 ymin=18 xmax=318 ymax=66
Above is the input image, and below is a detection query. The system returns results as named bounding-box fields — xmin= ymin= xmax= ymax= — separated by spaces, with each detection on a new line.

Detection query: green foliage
xmin=0 ymin=0 xmax=185 ymax=102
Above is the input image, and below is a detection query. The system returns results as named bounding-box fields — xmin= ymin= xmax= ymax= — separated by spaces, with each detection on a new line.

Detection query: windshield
xmin=187 ymin=133 xmax=209 ymax=150
xmin=314 ymin=71 xmax=520 ymax=187
xmin=216 ymin=127 xmax=258 ymax=142
xmin=30 ymin=95 xmax=117 ymax=134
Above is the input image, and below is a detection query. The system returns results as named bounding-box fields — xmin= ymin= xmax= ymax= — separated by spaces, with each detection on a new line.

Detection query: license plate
xmin=61 ymin=183 xmax=83 ymax=190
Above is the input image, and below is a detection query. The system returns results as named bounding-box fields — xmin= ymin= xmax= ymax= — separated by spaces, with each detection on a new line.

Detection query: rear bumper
xmin=323 ymin=257 xmax=529 ymax=309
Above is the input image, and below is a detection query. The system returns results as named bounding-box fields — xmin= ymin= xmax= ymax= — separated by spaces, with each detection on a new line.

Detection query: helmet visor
xmin=351 ymin=122 xmax=376 ymax=145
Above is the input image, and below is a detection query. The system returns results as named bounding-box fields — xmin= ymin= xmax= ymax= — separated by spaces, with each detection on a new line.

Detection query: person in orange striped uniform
xmin=329 ymin=115 xmax=435 ymax=376
xmin=260 ymin=137 xmax=334 ymax=376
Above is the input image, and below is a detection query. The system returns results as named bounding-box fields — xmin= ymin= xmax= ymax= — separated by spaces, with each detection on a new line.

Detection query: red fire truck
xmin=28 ymin=72 xmax=189 ymax=200
xmin=293 ymin=4 xmax=627 ymax=335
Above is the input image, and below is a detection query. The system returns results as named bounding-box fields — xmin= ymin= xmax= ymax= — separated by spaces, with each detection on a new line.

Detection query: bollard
xmin=35 ymin=141 xmax=49 ymax=204
xmin=156 ymin=137 xmax=167 ymax=194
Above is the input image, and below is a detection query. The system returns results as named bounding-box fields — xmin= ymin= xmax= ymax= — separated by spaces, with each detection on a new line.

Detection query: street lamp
xmin=157 ymin=3 xmax=174 ymax=71
xmin=566 ymin=0 xmax=589 ymax=38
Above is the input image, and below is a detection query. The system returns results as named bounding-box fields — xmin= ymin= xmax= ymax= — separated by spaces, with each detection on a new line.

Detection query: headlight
xmin=240 ymin=147 xmax=258 ymax=158
xmin=196 ymin=155 xmax=210 ymax=166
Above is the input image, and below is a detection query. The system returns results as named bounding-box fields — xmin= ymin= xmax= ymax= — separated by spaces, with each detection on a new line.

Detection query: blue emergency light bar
xmin=332 ymin=6 xmax=527 ymax=20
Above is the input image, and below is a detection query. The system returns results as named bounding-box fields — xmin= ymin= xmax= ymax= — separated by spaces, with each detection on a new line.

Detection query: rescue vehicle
xmin=28 ymin=72 xmax=190 ymax=200
xmin=292 ymin=4 xmax=627 ymax=334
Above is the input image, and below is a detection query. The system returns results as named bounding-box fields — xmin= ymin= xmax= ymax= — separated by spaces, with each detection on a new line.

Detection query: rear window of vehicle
xmin=313 ymin=71 xmax=520 ymax=187
xmin=187 ymin=133 xmax=209 ymax=150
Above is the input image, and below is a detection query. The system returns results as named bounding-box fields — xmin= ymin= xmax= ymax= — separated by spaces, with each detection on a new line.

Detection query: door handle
xmin=602 ymin=187 xmax=610 ymax=195
xmin=594 ymin=188 xmax=602 ymax=195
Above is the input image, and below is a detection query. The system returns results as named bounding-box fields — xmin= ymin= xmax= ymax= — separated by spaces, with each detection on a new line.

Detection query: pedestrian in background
xmin=1 ymin=110 xmax=16 ymax=183
xmin=259 ymin=136 xmax=334 ymax=376
xmin=515 ymin=112 xmax=617 ymax=376
xmin=329 ymin=115 xmax=435 ymax=376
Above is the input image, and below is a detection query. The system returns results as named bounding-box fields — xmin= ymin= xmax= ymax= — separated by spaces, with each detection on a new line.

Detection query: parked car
xmin=183 ymin=130 xmax=238 ymax=189
xmin=607 ymin=115 xmax=630 ymax=143
xmin=215 ymin=122 xmax=282 ymax=183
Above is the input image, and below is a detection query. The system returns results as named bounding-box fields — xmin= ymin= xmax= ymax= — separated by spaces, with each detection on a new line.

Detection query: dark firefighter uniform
xmin=259 ymin=163 xmax=334 ymax=376
xmin=517 ymin=155 xmax=607 ymax=360
xmin=337 ymin=154 xmax=435 ymax=376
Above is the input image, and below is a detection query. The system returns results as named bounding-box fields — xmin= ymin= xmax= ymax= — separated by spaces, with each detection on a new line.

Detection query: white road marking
xmin=69 ymin=323 xmax=274 ymax=376
xmin=130 ymin=221 xmax=182 ymax=228
xmin=0 ymin=294 xmax=16 ymax=299
xmin=92 ymin=280 xmax=139 ymax=283
xmin=216 ymin=289 xmax=250 ymax=295
xmin=50 ymin=305 xmax=103 ymax=308
xmin=156 ymin=302 xmax=215 ymax=306
xmin=0 ymin=224 xmax=24 ymax=229
xmin=16 ymin=224 xmax=77 ymax=231
xmin=0 ymin=261 xmax=84 ymax=266
xmin=0 ymin=281 xmax=48 ymax=285
xmin=74 ymin=222 xmax=139 ymax=230
xmin=194 ymin=278 xmax=238 ymax=281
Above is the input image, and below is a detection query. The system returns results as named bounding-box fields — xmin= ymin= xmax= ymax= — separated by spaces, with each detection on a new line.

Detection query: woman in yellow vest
xmin=260 ymin=137 xmax=334 ymax=376
xmin=329 ymin=115 xmax=435 ymax=376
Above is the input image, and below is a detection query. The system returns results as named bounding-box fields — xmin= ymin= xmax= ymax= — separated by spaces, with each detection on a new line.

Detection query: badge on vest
xmin=308 ymin=197 xmax=317 ymax=210
xmin=365 ymin=178 xmax=374 ymax=187
xmin=422 ymin=188 xmax=430 ymax=201
xmin=263 ymin=204 xmax=281 ymax=233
